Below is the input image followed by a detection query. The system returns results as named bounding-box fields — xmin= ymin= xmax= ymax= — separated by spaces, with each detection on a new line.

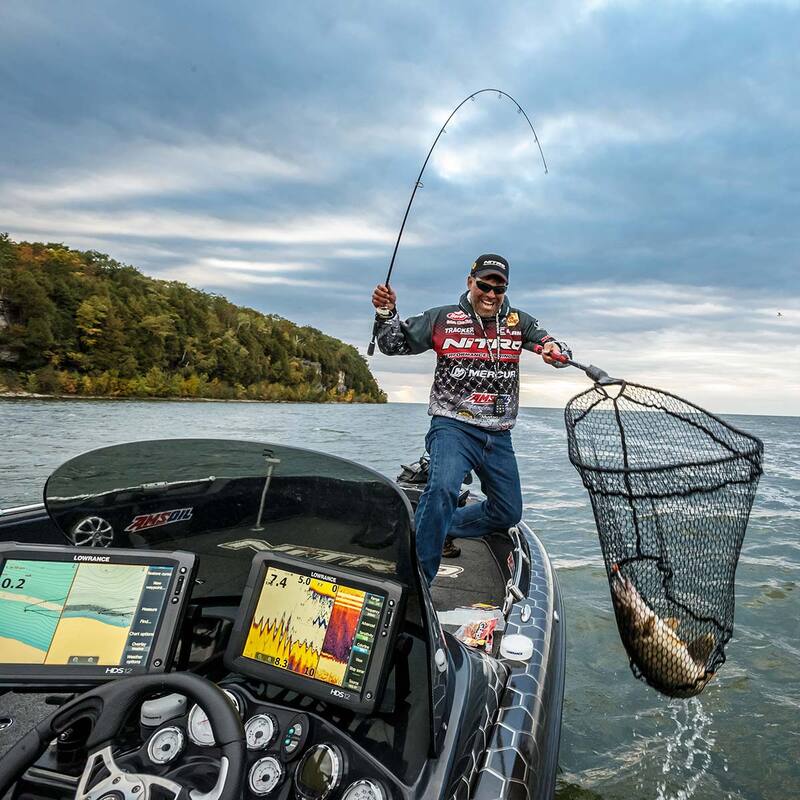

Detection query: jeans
xmin=415 ymin=415 xmax=523 ymax=585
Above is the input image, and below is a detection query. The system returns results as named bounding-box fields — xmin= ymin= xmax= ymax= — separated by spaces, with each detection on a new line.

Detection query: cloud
xmin=3 ymin=140 xmax=314 ymax=205
xmin=1 ymin=206 xmax=410 ymax=246
xmin=0 ymin=0 xmax=798 ymax=414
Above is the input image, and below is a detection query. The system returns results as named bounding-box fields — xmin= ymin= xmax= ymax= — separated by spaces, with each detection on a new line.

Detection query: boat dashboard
xmin=0 ymin=542 xmax=425 ymax=800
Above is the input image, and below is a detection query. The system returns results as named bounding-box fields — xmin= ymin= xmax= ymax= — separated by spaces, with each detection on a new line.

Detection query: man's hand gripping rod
xmin=531 ymin=344 xmax=620 ymax=386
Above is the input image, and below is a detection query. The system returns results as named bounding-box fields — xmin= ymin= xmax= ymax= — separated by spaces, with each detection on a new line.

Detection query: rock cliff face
xmin=0 ymin=295 xmax=19 ymax=363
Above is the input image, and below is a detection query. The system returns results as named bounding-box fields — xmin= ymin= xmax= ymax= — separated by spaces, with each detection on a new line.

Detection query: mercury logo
xmin=449 ymin=366 xmax=467 ymax=379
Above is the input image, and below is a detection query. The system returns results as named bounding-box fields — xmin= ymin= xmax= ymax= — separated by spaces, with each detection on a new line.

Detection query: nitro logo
xmin=442 ymin=337 xmax=522 ymax=351
xmin=466 ymin=392 xmax=497 ymax=405
xmin=125 ymin=507 xmax=193 ymax=533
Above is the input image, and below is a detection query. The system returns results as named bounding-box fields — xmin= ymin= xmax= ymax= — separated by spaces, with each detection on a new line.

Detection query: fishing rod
xmin=367 ymin=88 xmax=549 ymax=356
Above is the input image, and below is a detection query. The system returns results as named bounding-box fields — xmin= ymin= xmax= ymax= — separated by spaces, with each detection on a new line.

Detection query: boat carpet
xmin=431 ymin=536 xmax=505 ymax=613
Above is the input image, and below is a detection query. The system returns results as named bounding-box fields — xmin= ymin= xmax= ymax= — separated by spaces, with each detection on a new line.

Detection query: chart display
xmin=242 ymin=565 xmax=385 ymax=692
xmin=0 ymin=559 xmax=174 ymax=667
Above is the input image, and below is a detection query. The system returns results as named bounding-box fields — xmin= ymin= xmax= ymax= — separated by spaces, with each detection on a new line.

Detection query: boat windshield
xmin=44 ymin=439 xmax=416 ymax=600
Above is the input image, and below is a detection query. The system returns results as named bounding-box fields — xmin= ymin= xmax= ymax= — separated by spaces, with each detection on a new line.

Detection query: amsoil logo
xmin=446 ymin=311 xmax=470 ymax=322
xmin=125 ymin=507 xmax=193 ymax=533
xmin=466 ymin=392 xmax=497 ymax=405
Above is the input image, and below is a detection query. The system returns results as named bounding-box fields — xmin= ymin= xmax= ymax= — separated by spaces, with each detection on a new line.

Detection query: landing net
xmin=565 ymin=382 xmax=763 ymax=698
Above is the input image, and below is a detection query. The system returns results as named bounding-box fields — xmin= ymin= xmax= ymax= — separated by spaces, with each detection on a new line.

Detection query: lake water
xmin=1 ymin=399 xmax=798 ymax=800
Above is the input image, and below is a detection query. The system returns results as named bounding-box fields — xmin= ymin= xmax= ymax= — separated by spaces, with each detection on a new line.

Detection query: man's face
xmin=467 ymin=273 xmax=507 ymax=317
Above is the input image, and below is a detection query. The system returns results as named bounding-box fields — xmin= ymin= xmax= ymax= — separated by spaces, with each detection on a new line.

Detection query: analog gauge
xmin=294 ymin=744 xmax=343 ymax=800
xmin=341 ymin=780 xmax=388 ymax=800
xmin=187 ymin=689 xmax=241 ymax=746
xmin=245 ymin=713 xmax=277 ymax=751
xmin=248 ymin=756 xmax=284 ymax=796
xmin=146 ymin=726 xmax=185 ymax=765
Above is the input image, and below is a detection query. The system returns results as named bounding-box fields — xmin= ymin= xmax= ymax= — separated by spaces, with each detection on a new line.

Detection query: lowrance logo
xmin=104 ymin=667 xmax=132 ymax=675
xmin=310 ymin=571 xmax=337 ymax=583
xmin=125 ymin=507 xmax=193 ymax=533
xmin=73 ymin=554 xmax=111 ymax=562
xmin=330 ymin=688 xmax=351 ymax=700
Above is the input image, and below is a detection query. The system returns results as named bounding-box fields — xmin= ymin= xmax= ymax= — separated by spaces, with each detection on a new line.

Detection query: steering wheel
xmin=0 ymin=672 xmax=246 ymax=800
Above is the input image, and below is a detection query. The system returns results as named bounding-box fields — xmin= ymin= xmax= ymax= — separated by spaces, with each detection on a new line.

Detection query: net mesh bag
xmin=565 ymin=382 xmax=763 ymax=698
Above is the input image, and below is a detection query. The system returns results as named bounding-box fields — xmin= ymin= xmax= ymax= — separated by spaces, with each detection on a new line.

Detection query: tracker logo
xmin=466 ymin=392 xmax=497 ymax=405
xmin=446 ymin=311 xmax=469 ymax=322
xmin=449 ymin=366 xmax=467 ymax=379
xmin=330 ymin=688 xmax=351 ymax=700
xmin=124 ymin=507 xmax=193 ymax=533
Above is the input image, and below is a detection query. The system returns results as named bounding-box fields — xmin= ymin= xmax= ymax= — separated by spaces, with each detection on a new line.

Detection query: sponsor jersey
xmin=375 ymin=291 xmax=570 ymax=431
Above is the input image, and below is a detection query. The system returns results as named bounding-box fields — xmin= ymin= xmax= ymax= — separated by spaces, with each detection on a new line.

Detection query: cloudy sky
xmin=2 ymin=1 xmax=798 ymax=415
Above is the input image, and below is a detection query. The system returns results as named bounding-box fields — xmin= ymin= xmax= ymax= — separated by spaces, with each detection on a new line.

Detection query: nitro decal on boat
xmin=219 ymin=539 xmax=396 ymax=575
xmin=435 ymin=564 xmax=464 ymax=579
xmin=124 ymin=507 xmax=193 ymax=532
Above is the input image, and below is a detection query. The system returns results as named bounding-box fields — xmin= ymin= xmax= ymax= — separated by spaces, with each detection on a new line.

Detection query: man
xmin=371 ymin=254 xmax=570 ymax=585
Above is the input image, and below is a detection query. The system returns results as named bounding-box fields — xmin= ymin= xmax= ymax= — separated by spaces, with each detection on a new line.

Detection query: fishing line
xmin=367 ymin=88 xmax=548 ymax=355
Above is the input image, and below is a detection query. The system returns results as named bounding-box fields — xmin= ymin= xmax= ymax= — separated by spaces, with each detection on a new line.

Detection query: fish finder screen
xmin=242 ymin=565 xmax=385 ymax=693
xmin=0 ymin=559 xmax=174 ymax=667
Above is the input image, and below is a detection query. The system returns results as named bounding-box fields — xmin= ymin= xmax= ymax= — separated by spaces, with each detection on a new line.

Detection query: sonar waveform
xmin=246 ymin=612 xmax=322 ymax=676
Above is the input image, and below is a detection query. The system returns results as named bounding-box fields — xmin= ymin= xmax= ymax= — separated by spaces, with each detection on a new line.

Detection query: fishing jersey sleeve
xmin=375 ymin=309 xmax=435 ymax=355
xmin=519 ymin=310 xmax=572 ymax=366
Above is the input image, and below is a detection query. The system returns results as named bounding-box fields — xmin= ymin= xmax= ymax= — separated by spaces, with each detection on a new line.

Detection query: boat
xmin=0 ymin=438 xmax=564 ymax=799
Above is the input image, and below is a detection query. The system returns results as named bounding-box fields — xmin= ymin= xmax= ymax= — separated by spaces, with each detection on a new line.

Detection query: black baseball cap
xmin=471 ymin=253 xmax=509 ymax=282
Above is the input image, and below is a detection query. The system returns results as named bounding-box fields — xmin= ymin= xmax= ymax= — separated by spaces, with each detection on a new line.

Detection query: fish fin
xmin=687 ymin=633 xmax=716 ymax=664
xmin=664 ymin=617 xmax=680 ymax=632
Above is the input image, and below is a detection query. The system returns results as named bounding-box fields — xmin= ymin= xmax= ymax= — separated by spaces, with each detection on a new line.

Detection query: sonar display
xmin=242 ymin=565 xmax=385 ymax=692
xmin=0 ymin=559 xmax=173 ymax=667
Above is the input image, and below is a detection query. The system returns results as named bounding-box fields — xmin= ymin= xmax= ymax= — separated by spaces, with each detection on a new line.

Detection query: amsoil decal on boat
xmin=219 ymin=539 xmax=396 ymax=575
xmin=124 ymin=507 xmax=193 ymax=533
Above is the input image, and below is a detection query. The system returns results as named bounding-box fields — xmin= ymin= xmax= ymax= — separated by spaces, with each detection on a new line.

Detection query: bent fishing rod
xmin=367 ymin=88 xmax=548 ymax=356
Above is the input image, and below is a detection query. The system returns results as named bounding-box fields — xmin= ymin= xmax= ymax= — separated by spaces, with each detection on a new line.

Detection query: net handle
xmin=531 ymin=344 xmax=620 ymax=385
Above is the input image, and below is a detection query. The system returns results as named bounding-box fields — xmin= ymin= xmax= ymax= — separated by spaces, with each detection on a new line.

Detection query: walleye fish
xmin=610 ymin=564 xmax=715 ymax=697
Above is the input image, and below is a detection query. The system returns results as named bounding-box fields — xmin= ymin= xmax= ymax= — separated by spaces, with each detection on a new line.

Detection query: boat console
xmin=0 ymin=438 xmax=565 ymax=800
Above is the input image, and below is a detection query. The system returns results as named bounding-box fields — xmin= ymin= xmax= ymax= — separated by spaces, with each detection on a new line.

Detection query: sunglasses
xmin=474 ymin=279 xmax=508 ymax=295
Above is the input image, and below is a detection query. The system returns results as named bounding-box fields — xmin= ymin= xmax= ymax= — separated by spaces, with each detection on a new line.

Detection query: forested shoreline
xmin=0 ymin=235 xmax=386 ymax=403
